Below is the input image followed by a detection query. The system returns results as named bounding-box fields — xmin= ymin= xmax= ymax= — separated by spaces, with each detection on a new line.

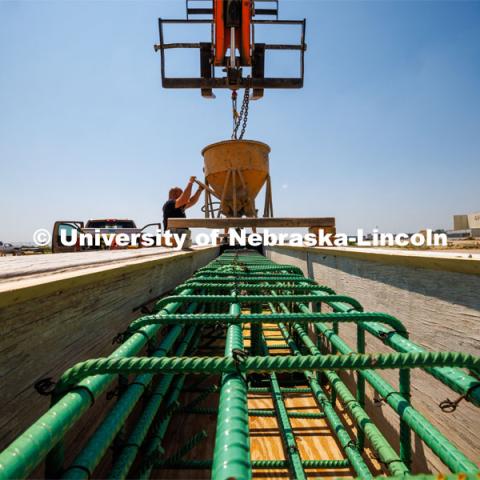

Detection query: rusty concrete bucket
xmin=202 ymin=140 xmax=272 ymax=217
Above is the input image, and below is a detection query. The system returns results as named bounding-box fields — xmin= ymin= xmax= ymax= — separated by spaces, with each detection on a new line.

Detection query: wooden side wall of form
xmin=0 ymin=247 xmax=219 ymax=452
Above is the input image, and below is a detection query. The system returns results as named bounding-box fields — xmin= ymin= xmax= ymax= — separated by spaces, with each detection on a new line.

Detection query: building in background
xmin=450 ymin=211 xmax=480 ymax=238
xmin=468 ymin=212 xmax=480 ymax=238
xmin=453 ymin=215 xmax=469 ymax=231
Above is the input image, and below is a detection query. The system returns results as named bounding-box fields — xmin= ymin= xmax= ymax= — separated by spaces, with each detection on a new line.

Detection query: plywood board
xmin=168 ymin=217 xmax=336 ymax=229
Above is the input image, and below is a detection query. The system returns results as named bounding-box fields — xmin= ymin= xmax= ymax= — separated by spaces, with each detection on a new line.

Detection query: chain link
xmin=232 ymin=88 xmax=250 ymax=140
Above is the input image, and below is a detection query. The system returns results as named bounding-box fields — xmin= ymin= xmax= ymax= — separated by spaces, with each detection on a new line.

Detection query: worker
xmin=163 ymin=176 xmax=203 ymax=248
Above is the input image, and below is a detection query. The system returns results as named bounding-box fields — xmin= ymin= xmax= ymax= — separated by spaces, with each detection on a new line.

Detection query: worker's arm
xmin=185 ymin=185 xmax=204 ymax=209
xmin=175 ymin=177 xmax=196 ymax=208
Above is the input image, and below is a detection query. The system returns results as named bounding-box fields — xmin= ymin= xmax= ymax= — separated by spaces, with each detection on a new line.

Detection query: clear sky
xmin=1 ymin=0 xmax=479 ymax=242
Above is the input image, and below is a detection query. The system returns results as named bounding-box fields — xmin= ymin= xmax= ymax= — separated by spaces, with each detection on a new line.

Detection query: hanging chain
xmin=231 ymin=88 xmax=250 ymax=140
xmin=231 ymin=90 xmax=239 ymax=137
xmin=239 ymin=87 xmax=250 ymax=140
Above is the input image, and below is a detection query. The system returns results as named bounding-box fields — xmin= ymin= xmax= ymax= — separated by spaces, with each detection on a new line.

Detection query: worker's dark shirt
xmin=163 ymin=199 xmax=186 ymax=231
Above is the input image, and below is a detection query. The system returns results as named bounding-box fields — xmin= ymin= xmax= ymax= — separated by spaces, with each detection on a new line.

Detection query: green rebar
xmin=62 ymin=325 xmax=189 ymax=479
xmin=198 ymin=264 xmax=303 ymax=275
xmin=399 ymin=366 xmax=412 ymax=469
xmin=289 ymin=320 xmax=409 ymax=476
xmin=127 ymin=311 xmax=407 ymax=335
xmin=305 ymin=289 xmax=480 ymax=407
xmin=248 ymin=387 xmax=312 ymax=394
xmin=107 ymin=327 xmax=198 ymax=480
xmin=299 ymin=287 xmax=478 ymax=471
xmin=137 ymin=374 xmax=187 ymax=479
xmin=262 ymin=336 xmax=306 ymax=480
xmin=356 ymin=324 xmax=366 ymax=453
xmin=150 ymin=459 xmax=351 ymax=469
xmin=314 ymin=321 xmax=479 ymax=473
xmin=274 ymin=321 xmax=373 ymax=479
xmin=358 ymin=475 xmax=480 ymax=480
xmin=185 ymin=275 xmax=315 ymax=283
xmin=263 ymin=344 xmax=290 ymax=349
xmin=180 ymin=407 xmax=326 ymax=418
xmin=53 ymin=351 xmax=480 ymax=391
xmin=158 ymin=430 xmax=208 ymax=466
xmin=250 ymin=303 xmax=263 ymax=355
xmin=152 ymin=294 xmax=364 ymax=314
xmin=271 ymin=293 xmax=409 ymax=476
xmin=211 ymin=299 xmax=252 ymax=480
xmin=179 ymin=384 xmax=218 ymax=411
xmin=177 ymin=282 xmax=334 ymax=294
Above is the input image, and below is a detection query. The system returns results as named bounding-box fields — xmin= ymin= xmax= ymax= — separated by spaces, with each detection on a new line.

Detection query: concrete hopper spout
xmin=202 ymin=140 xmax=272 ymax=217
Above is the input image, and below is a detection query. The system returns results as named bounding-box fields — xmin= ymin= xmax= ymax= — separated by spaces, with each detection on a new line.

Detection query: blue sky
xmin=1 ymin=0 xmax=479 ymax=242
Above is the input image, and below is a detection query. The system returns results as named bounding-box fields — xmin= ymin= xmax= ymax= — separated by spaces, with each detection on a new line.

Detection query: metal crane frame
xmin=154 ymin=4 xmax=306 ymax=99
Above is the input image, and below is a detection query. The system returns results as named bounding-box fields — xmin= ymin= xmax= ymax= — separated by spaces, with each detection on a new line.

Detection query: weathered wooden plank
xmin=0 ymin=247 xmax=217 ymax=307
xmin=168 ymin=217 xmax=336 ymax=229
xmin=0 ymin=247 xmax=191 ymax=283
xmin=272 ymin=245 xmax=480 ymax=276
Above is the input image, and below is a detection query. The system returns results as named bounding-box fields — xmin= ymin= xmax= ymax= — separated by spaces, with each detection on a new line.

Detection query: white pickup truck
xmin=51 ymin=219 xmax=160 ymax=253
